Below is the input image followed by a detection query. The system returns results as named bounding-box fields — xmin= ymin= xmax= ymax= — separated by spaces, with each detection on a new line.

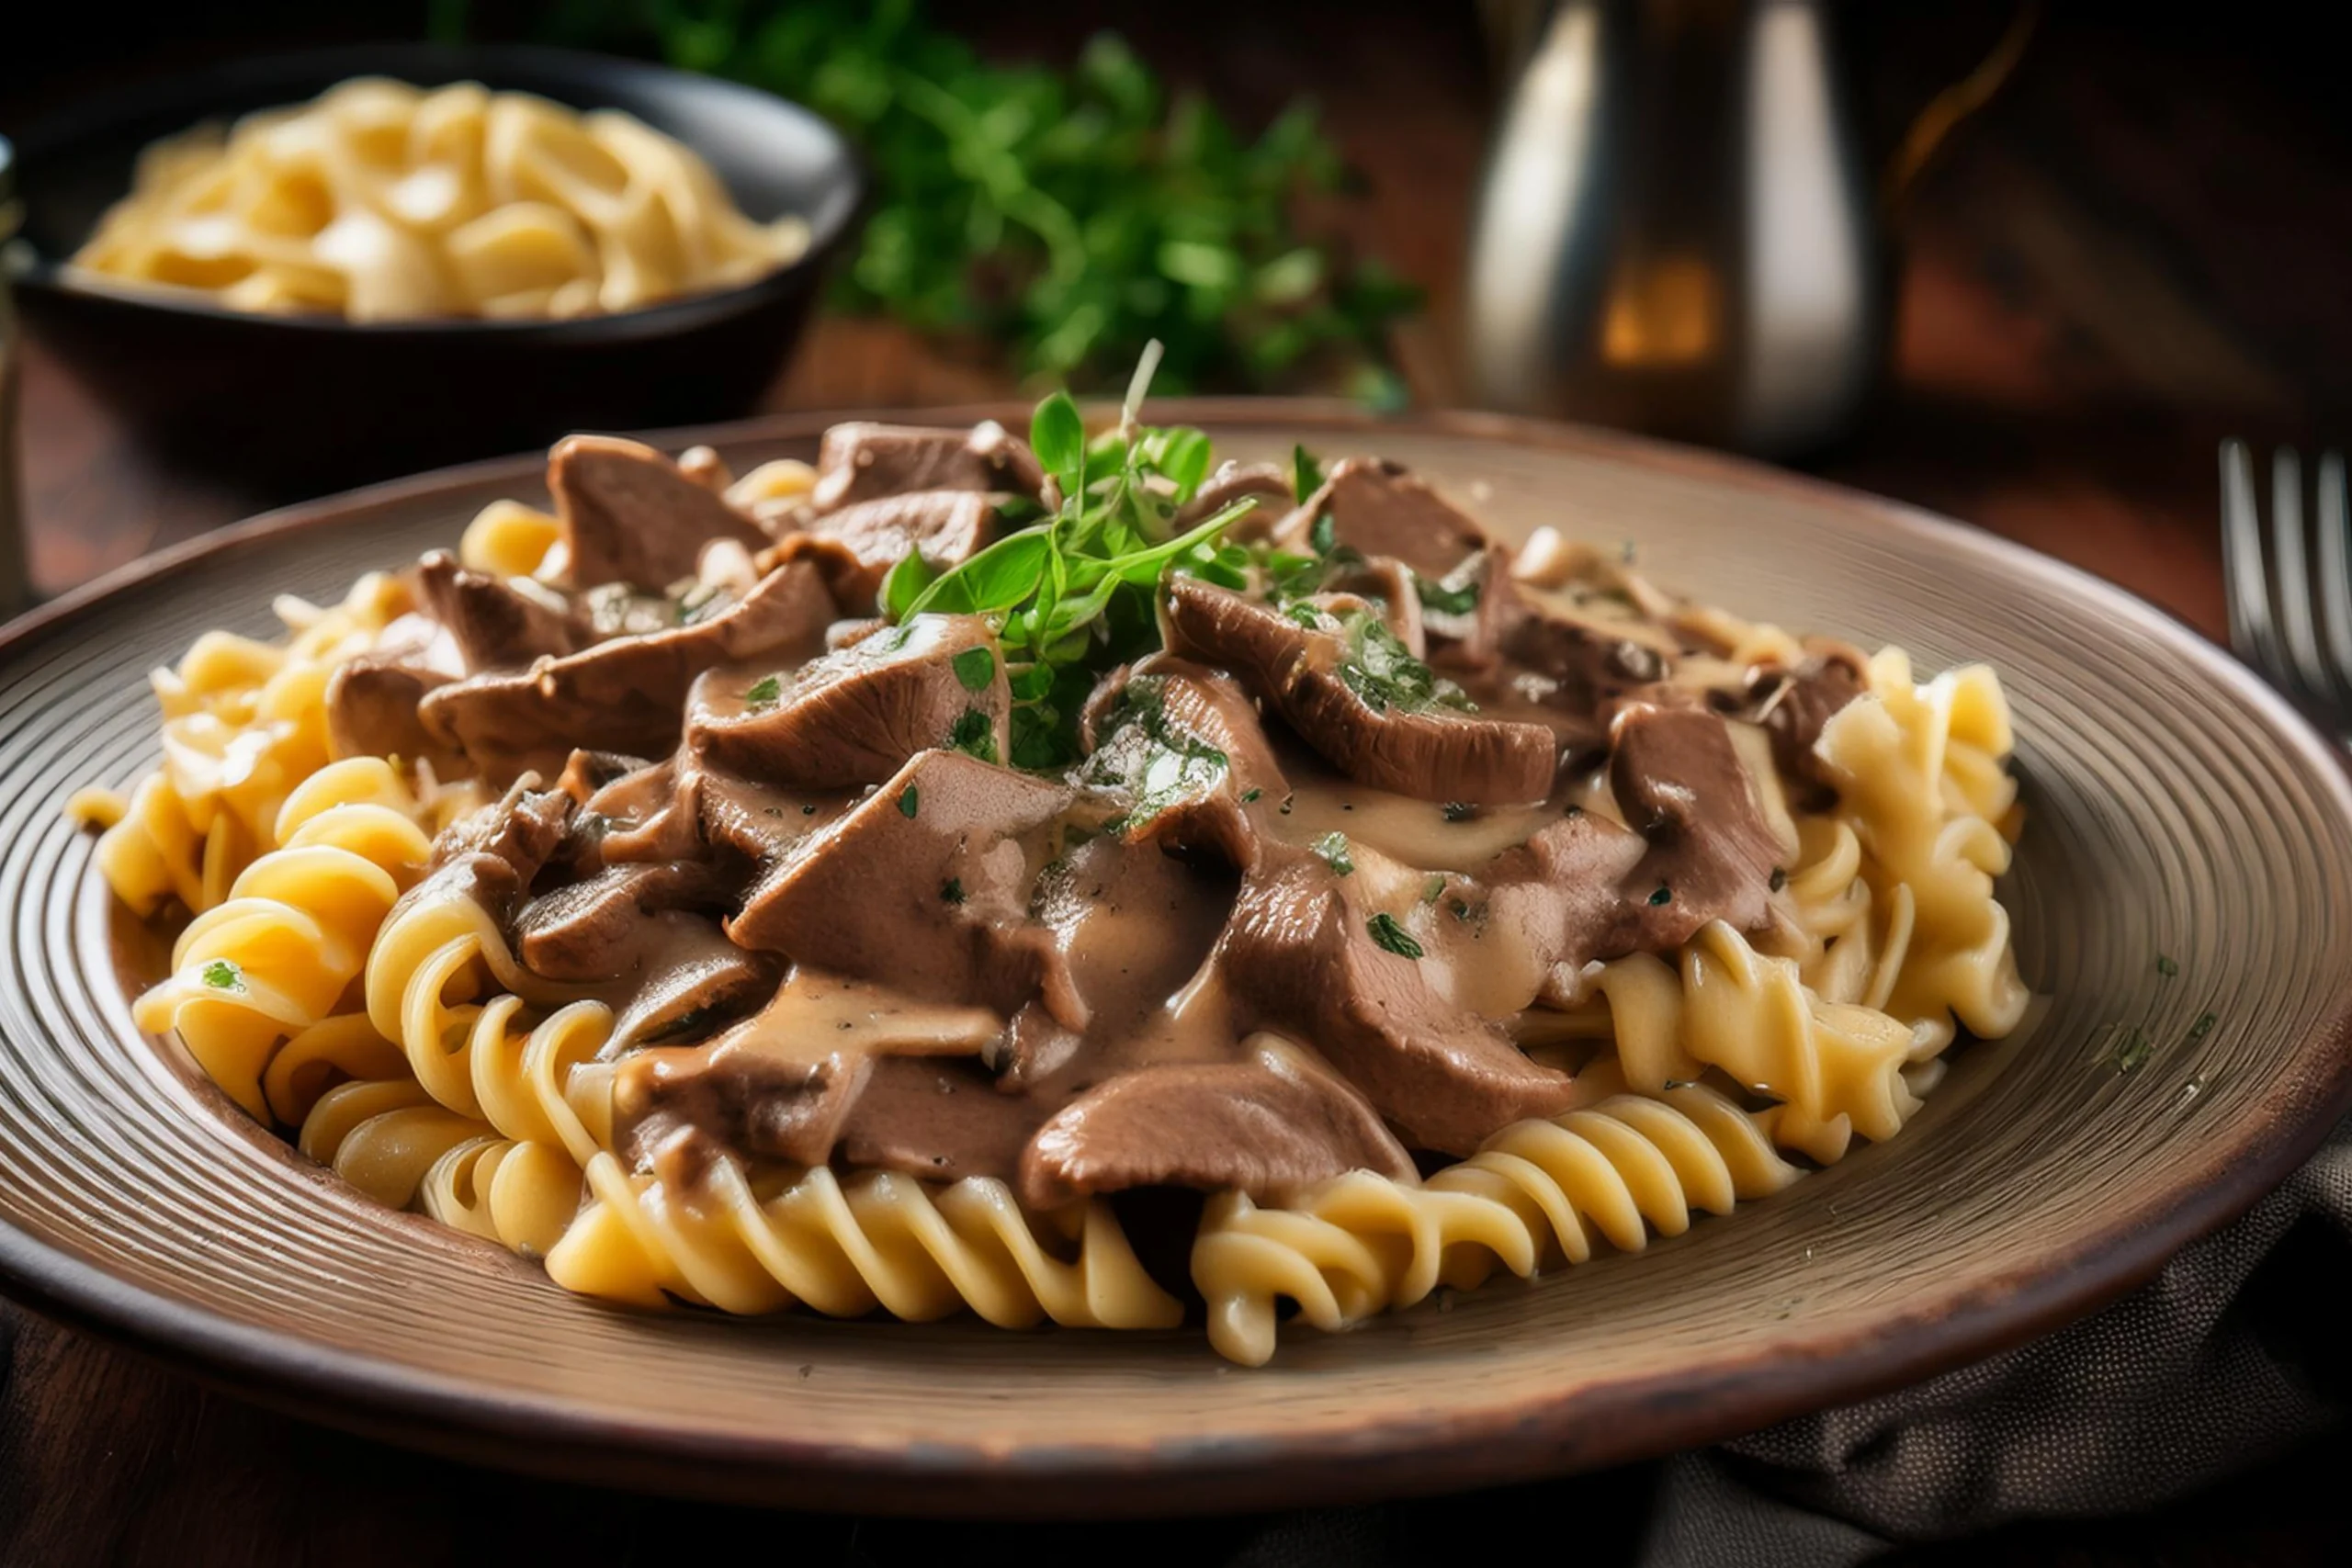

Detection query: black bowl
xmin=3 ymin=43 xmax=865 ymax=493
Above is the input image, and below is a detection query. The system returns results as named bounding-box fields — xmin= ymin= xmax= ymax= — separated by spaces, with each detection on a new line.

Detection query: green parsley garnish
xmin=1077 ymin=677 xmax=1230 ymax=827
xmin=884 ymin=347 xmax=1259 ymax=768
xmin=1293 ymin=443 xmax=1325 ymax=504
xmin=2111 ymin=1026 xmax=2154 ymax=1075
xmin=940 ymin=877 xmax=967 ymax=906
xmin=1421 ymin=875 xmax=1445 ymax=905
xmin=951 ymin=646 xmax=996 ymax=692
xmin=199 ymin=959 xmax=243 ymax=990
xmin=1648 ymin=886 xmax=1673 ymax=907
xmin=899 ymin=784 xmax=920 ymax=818
xmin=948 ymin=707 xmax=999 ymax=763
xmin=744 ymin=672 xmax=784 ymax=709
xmin=2184 ymin=1011 xmax=2218 ymax=1044
xmin=1313 ymin=832 xmax=1355 ymax=877
xmin=1411 ymin=570 xmax=1481 ymax=615
xmin=1366 ymin=912 xmax=1423 ymax=959
xmin=2156 ymin=953 xmax=2179 ymax=978
xmin=1770 ymin=867 xmax=1788 ymax=892
xmin=1337 ymin=613 xmax=1474 ymax=716
xmin=1239 ymin=787 xmax=1262 ymax=804
xmin=1307 ymin=506 xmax=1338 ymax=557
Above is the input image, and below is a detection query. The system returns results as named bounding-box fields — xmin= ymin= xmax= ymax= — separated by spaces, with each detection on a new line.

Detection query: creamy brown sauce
xmin=353 ymin=423 xmax=1869 ymax=1208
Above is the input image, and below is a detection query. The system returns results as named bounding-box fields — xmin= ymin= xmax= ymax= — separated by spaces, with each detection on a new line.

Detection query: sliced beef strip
xmin=1272 ymin=457 xmax=1493 ymax=578
xmin=1743 ymin=646 xmax=1869 ymax=795
xmin=1077 ymin=655 xmax=1290 ymax=871
xmin=1001 ymin=831 xmax=1240 ymax=1092
xmin=1218 ymin=848 xmax=1579 ymax=1154
xmin=754 ymin=530 xmax=891 ymax=615
xmin=548 ymin=434 xmax=773 ymax=592
xmin=808 ymin=420 xmax=1047 ymax=513
xmin=1163 ymin=576 xmax=1558 ymax=806
xmin=688 ymin=614 xmax=1010 ymax=791
xmin=1609 ymin=704 xmax=1785 ymax=948
xmin=1018 ymin=1043 xmax=1416 ymax=1208
xmin=1322 ymin=557 xmax=1427 ymax=658
xmin=431 ymin=777 xmax=575 ymax=881
xmin=727 ymin=750 xmax=1078 ymax=1021
xmin=327 ymin=660 xmax=455 ymax=767
xmin=513 ymin=861 xmax=739 ymax=983
xmin=785 ymin=491 xmax=995 ymax=607
xmin=618 ymin=1039 xmax=870 ymax=1182
xmin=1496 ymin=596 xmax=1679 ymax=736
xmin=604 ymin=923 xmax=778 ymax=1054
xmin=325 ymin=611 xmax=464 ymax=765
xmin=414 ymin=551 xmax=589 ymax=670
xmin=1178 ymin=461 xmax=1294 ymax=533
xmin=418 ymin=560 xmax=836 ymax=785
xmin=839 ymin=1056 xmax=1052 ymax=1185
xmin=1480 ymin=809 xmax=1651 ymax=982
xmin=614 ymin=969 xmax=1005 ymax=1179
xmin=1419 ymin=543 xmax=1517 ymax=672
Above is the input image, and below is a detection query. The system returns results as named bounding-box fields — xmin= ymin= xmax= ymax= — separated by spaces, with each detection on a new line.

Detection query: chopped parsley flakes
xmin=199 ymin=959 xmax=243 ymax=990
xmin=1366 ymin=912 xmax=1423 ymax=960
xmin=1313 ymin=832 xmax=1355 ymax=876
xmin=949 ymin=707 xmax=999 ymax=763
xmin=951 ymin=646 xmax=996 ymax=692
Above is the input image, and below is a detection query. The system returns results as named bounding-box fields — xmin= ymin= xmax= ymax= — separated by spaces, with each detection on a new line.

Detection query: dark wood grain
xmin=8 ymin=5 xmax=2352 ymax=1564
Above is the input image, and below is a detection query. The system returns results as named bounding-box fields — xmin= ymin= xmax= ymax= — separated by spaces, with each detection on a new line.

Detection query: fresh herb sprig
xmin=540 ymin=0 xmax=1421 ymax=398
xmin=883 ymin=343 xmax=1259 ymax=766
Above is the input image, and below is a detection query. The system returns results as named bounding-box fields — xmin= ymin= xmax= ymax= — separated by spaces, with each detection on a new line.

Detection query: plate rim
xmin=5 ymin=400 xmax=2351 ymax=1515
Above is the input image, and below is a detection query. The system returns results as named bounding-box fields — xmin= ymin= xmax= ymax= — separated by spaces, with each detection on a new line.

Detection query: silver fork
xmin=2221 ymin=441 xmax=2352 ymax=728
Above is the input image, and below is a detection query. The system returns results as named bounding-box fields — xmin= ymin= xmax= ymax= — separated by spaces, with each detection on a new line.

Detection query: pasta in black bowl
xmin=5 ymin=43 xmax=863 ymax=489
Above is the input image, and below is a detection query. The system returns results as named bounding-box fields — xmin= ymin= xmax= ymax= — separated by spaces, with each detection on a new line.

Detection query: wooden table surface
xmin=6 ymin=6 xmax=2352 ymax=1564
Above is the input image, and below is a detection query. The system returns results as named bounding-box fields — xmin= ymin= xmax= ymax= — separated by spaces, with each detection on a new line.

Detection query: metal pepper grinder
xmin=1464 ymin=0 xmax=1885 ymax=457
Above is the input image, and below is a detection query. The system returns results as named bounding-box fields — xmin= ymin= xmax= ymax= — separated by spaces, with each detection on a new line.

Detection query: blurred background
xmin=5 ymin=0 xmax=2348 ymax=645
xmin=7 ymin=6 xmax=2352 ymax=1562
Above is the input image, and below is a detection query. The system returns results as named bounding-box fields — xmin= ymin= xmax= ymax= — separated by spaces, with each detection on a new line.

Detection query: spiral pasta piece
xmin=130 ymin=758 xmax=433 ymax=1118
xmin=354 ymin=882 xmax=1180 ymax=1327
xmin=1586 ymin=921 xmax=1919 ymax=1164
xmin=1821 ymin=652 xmax=2030 ymax=1050
xmin=85 ymin=575 xmax=411 ymax=917
xmin=1192 ymin=1083 xmax=1800 ymax=1366
xmin=540 ymin=1153 xmax=1182 ymax=1330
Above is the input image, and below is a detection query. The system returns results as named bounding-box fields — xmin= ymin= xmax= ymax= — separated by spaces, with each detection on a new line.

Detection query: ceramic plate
xmin=5 ymin=405 xmax=2349 ymax=1514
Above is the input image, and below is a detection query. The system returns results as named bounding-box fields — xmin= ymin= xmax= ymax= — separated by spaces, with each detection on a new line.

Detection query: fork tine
xmin=2319 ymin=451 xmax=2352 ymax=700
xmin=2271 ymin=447 xmax=2331 ymax=698
xmin=2221 ymin=440 xmax=2281 ymax=676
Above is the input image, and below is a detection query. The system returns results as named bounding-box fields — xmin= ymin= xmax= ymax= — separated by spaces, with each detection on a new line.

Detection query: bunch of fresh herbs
xmin=533 ymin=0 xmax=1419 ymax=396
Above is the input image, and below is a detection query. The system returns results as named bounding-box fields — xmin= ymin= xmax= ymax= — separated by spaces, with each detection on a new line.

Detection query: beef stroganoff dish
xmin=72 ymin=369 xmax=2028 ymax=1365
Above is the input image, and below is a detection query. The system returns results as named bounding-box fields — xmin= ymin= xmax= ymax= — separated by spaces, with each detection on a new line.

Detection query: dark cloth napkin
xmin=1633 ymin=1114 xmax=2352 ymax=1565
